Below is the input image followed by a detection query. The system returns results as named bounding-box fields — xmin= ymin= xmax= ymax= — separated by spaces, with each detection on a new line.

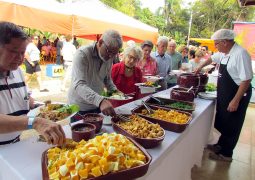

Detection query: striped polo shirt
xmin=0 ymin=68 xmax=30 ymax=141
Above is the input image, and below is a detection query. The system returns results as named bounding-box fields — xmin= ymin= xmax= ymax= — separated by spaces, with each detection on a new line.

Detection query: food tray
xmin=27 ymin=103 xmax=78 ymax=125
xmin=131 ymin=105 xmax=192 ymax=133
xmin=145 ymin=97 xmax=196 ymax=113
xmin=41 ymin=136 xmax=152 ymax=180
xmin=111 ymin=115 xmax=165 ymax=149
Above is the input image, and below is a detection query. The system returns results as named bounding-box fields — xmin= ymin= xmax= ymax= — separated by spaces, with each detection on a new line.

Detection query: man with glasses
xmin=196 ymin=29 xmax=253 ymax=162
xmin=68 ymin=30 xmax=123 ymax=118
xmin=0 ymin=21 xmax=65 ymax=145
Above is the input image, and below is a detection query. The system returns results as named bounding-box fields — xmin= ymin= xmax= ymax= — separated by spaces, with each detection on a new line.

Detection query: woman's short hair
xmin=141 ymin=40 xmax=153 ymax=49
xmin=189 ymin=50 xmax=196 ymax=59
xmin=123 ymin=46 xmax=143 ymax=61
xmin=195 ymin=50 xmax=204 ymax=57
xmin=178 ymin=45 xmax=189 ymax=53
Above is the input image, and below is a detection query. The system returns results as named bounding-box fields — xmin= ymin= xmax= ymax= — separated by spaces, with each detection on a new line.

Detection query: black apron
xmin=215 ymin=56 xmax=252 ymax=157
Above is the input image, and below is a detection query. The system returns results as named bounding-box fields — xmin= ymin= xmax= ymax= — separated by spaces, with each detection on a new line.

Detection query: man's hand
xmin=194 ymin=66 xmax=202 ymax=74
xmin=99 ymin=99 xmax=116 ymax=116
xmin=30 ymin=62 xmax=35 ymax=67
xmin=227 ymin=99 xmax=239 ymax=112
xmin=33 ymin=117 xmax=66 ymax=145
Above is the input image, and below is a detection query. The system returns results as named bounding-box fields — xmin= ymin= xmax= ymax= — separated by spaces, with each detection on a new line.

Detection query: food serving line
xmin=0 ymin=88 xmax=215 ymax=180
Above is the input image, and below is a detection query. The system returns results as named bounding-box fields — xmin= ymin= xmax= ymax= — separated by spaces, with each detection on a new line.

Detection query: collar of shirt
xmin=155 ymin=51 xmax=166 ymax=59
xmin=118 ymin=62 xmax=140 ymax=78
xmin=91 ymin=42 xmax=100 ymax=59
xmin=227 ymin=43 xmax=237 ymax=57
xmin=0 ymin=71 xmax=14 ymax=79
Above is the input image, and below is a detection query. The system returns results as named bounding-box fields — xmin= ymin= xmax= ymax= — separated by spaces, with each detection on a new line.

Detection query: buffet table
xmin=0 ymin=89 xmax=215 ymax=180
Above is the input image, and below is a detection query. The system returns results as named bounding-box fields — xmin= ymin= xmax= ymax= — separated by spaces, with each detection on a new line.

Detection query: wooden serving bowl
xmin=82 ymin=113 xmax=103 ymax=133
xmin=111 ymin=115 xmax=165 ymax=149
xmin=71 ymin=123 xmax=96 ymax=142
xmin=41 ymin=136 xmax=152 ymax=180
xmin=170 ymin=87 xmax=195 ymax=102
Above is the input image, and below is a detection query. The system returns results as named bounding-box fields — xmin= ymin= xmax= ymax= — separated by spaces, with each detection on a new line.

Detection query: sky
xmin=140 ymin=0 xmax=194 ymax=13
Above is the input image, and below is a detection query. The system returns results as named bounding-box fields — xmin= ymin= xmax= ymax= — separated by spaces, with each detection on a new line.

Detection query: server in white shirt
xmin=61 ymin=35 xmax=76 ymax=91
xmin=196 ymin=29 xmax=253 ymax=162
xmin=24 ymin=36 xmax=48 ymax=92
xmin=0 ymin=21 xmax=65 ymax=146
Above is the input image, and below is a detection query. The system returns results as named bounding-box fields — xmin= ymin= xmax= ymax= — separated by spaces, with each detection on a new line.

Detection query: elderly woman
xmin=178 ymin=45 xmax=189 ymax=63
xmin=111 ymin=46 xmax=143 ymax=95
xmin=189 ymin=50 xmax=205 ymax=71
xmin=136 ymin=40 xmax=157 ymax=78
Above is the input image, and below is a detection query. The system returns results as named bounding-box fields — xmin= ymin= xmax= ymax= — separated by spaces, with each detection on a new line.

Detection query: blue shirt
xmin=151 ymin=51 xmax=172 ymax=78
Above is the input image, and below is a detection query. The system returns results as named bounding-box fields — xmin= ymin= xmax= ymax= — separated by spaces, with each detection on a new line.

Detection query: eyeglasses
xmin=128 ymin=54 xmax=139 ymax=62
xmin=103 ymin=41 xmax=118 ymax=56
xmin=214 ymin=40 xmax=224 ymax=46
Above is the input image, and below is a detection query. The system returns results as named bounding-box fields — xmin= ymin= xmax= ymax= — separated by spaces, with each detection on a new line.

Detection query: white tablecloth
xmin=0 ymin=89 xmax=215 ymax=180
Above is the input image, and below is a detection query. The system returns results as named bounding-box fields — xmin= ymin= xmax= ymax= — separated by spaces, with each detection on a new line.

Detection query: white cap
xmin=126 ymin=40 xmax=136 ymax=47
xmin=211 ymin=29 xmax=235 ymax=40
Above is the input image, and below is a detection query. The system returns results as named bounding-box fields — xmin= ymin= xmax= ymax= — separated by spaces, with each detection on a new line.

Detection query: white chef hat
xmin=126 ymin=40 xmax=136 ymax=47
xmin=211 ymin=29 xmax=236 ymax=40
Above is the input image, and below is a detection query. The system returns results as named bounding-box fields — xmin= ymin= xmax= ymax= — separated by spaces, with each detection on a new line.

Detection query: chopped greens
xmin=167 ymin=102 xmax=193 ymax=110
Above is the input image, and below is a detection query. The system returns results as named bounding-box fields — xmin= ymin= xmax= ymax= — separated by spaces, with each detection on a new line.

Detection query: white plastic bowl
xmin=143 ymin=76 xmax=162 ymax=83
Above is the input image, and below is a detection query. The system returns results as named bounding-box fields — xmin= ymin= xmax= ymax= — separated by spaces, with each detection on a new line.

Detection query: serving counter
xmin=0 ymin=89 xmax=215 ymax=180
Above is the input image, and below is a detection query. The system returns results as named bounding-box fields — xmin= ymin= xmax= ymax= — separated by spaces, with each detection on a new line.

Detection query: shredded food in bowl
xmin=116 ymin=115 xmax=164 ymax=138
xmin=141 ymin=109 xmax=190 ymax=124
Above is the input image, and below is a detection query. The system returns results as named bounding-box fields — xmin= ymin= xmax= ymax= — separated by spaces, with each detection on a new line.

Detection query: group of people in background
xmin=22 ymin=33 xmax=79 ymax=92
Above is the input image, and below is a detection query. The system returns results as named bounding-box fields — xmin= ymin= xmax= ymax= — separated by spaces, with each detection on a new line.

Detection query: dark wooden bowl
xmin=177 ymin=73 xmax=208 ymax=87
xmin=111 ymin=115 xmax=165 ymax=149
xmin=170 ymin=87 xmax=195 ymax=102
xmin=41 ymin=136 xmax=152 ymax=180
xmin=71 ymin=123 xmax=96 ymax=142
xmin=82 ymin=113 xmax=103 ymax=133
xmin=131 ymin=104 xmax=192 ymax=133
xmin=146 ymin=96 xmax=196 ymax=114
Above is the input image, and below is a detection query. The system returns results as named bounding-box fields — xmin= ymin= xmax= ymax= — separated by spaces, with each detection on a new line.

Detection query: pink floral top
xmin=136 ymin=56 xmax=157 ymax=76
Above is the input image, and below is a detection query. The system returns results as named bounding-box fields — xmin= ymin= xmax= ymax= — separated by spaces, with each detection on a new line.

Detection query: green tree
xmin=100 ymin=0 xmax=140 ymax=17
xmin=190 ymin=0 xmax=255 ymax=38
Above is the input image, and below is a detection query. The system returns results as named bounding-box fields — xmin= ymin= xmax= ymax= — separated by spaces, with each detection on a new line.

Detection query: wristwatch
xmin=27 ymin=116 xmax=36 ymax=129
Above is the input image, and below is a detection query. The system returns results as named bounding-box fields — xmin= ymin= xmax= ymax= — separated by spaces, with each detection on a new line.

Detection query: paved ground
xmin=24 ymin=64 xmax=69 ymax=103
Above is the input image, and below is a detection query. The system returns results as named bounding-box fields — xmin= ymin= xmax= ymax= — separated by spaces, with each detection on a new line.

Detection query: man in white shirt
xmin=196 ymin=29 xmax=253 ymax=162
xmin=24 ymin=36 xmax=48 ymax=92
xmin=61 ymin=35 xmax=76 ymax=91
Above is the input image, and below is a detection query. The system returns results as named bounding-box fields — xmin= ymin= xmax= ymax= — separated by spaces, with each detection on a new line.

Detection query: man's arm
xmin=0 ymin=114 xmax=65 ymax=145
xmin=104 ymin=63 xmax=117 ymax=92
xmin=24 ymin=51 xmax=34 ymax=66
xmin=228 ymin=80 xmax=251 ymax=112
xmin=72 ymin=50 xmax=116 ymax=116
xmin=73 ymin=51 xmax=104 ymax=107
xmin=194 ymin=57 xmax=213 ymax=73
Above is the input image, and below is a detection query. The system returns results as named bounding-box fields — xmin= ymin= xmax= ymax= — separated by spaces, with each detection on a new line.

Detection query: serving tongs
xmin=142 ymin=101 xmax=154 ymax=114
xmin=115 ymin=114 xmax=131 ymax=122
xmin=150 ymin=96 xmax=164 ymax=105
